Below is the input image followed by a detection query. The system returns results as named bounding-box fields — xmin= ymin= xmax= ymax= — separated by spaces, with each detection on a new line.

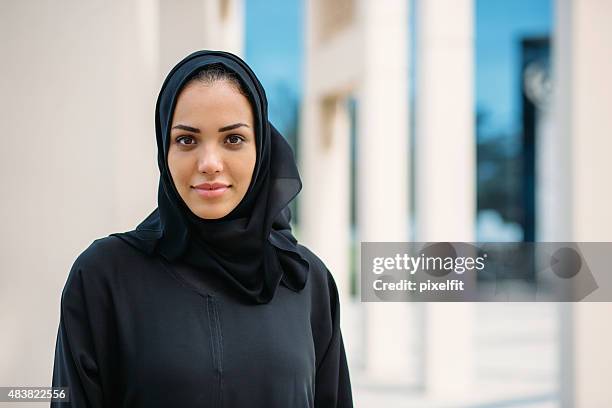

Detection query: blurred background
xmin=1 ymin=0 xmax=611 ymax=406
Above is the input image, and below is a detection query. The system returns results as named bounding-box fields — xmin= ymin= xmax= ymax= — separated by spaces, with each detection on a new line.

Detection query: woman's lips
xmin=192 ymin=184 xmax=230 ymax=199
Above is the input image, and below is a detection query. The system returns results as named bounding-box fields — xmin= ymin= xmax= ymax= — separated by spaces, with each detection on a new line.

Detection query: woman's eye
xmin=176 ymin=136 xmax=196 ymax=145
xmin=226 ymin=135 xmax=245 ymax=145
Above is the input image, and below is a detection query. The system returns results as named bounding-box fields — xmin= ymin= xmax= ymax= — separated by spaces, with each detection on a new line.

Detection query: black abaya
xmin=51 ymin=236 xmax=352 ymax=407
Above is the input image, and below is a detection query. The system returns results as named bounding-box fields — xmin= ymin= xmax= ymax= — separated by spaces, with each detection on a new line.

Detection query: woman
xmin=51 ymin=50 xmax=353 ymax=407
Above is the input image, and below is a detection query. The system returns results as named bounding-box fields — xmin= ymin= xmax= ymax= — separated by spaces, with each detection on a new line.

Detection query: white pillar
xmin=554 ymin=1 xmax=612 ymax=407
xmin=414 ymin=0 xmax=475 ymax=396
xmin=357 ymin=0 xmax=414 ymax=385
xmin=299 ymin=94 xmax=352 ymax=299
xmin=300 ymin=0 xmax=353 ymax=301
xmin=322 ymin=97 xmax=352 ymax=299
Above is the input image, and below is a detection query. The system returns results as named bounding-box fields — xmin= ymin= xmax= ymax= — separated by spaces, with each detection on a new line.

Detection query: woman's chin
xmin=191 ymin=205 xmax=232 ymax=220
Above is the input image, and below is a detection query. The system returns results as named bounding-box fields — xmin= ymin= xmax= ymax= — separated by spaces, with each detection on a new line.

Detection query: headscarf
xmin=111 ymin=50 xmax=310 ymax=304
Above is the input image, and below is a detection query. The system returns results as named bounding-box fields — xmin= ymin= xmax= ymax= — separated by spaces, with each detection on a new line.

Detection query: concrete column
xmin=554 ymin=0 xmax=612 ymax=407
xmin=321 ymin=96 xmax=352 ymax=299
xmin=298 ymin=94 xmax=352 ymax=299
xmin=414 ymin=0 xmax=475 ymax=396
xmin=300 ymin=0 xmax=353 ymax=301
xmin=357 ymin=0 xmax=414 ymax=385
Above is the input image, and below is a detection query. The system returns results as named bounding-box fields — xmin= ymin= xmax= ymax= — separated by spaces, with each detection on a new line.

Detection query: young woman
xmin=51 ymin=50 xmax=353 ymax=407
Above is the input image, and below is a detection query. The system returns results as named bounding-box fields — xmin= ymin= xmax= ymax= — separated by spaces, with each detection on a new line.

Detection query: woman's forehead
xmin=172 ymin=81 xmax=254 ymax=124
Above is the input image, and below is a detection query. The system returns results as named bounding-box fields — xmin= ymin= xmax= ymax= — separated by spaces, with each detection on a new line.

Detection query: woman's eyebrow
xmin=171 ymin=124 xmax=200 ymax=133
xmin=171 ymin=123 xmax=250 ymax=133
xmin=218 ymin=123 xmax=250 ymax=132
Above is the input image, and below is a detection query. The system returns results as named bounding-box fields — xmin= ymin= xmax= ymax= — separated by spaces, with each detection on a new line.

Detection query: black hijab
xmin=111 ymin=50 xmax=310 ymax=304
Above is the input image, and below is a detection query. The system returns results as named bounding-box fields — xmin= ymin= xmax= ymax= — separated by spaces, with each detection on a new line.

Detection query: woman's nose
xmin=197 ymin=148 xmax=224 ymax=174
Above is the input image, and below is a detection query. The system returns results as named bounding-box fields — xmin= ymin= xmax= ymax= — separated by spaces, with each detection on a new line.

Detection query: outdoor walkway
xmin=343 ymin=302 xmax=559 ymax=407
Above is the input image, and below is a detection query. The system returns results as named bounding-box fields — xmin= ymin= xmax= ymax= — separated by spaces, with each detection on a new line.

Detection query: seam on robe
xmin=206 ymin=295 xmax=224 ymax=407
xmin=213 ymin=296 xmax=224 ymax=407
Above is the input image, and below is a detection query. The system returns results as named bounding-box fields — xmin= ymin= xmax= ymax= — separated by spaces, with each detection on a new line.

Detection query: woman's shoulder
xmin=61 ymin=235 xmax=155 ymax=302
xmin=64 ymin=235 xmax=149 ymax=290
xmin=73 ymin=235 xmax=140 ymax=269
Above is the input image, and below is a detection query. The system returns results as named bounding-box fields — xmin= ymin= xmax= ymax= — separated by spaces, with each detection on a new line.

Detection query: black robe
xmin=51 ymin=236 xmax=353 ymax=407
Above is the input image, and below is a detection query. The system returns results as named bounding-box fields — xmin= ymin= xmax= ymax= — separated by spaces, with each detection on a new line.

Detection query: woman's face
xmin=168 ymin=80 xmax=256 ymax=219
